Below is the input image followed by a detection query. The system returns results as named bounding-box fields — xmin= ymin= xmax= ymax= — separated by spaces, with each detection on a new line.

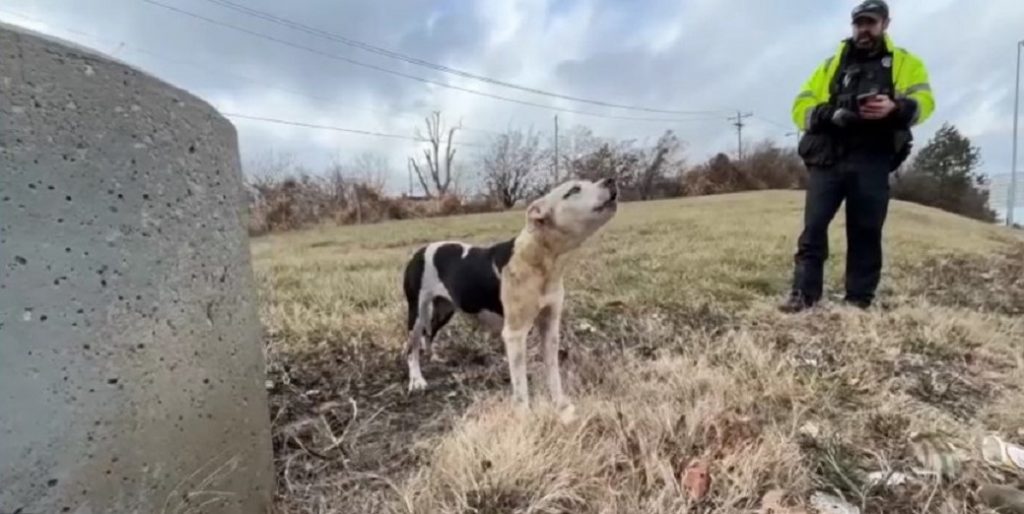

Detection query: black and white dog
xmin=401 ymin=178 xmax=618 ymax=420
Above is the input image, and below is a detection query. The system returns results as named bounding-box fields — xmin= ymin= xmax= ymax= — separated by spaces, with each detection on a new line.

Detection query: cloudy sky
xmin=2 ymin=0 xmax=1022 ymax=217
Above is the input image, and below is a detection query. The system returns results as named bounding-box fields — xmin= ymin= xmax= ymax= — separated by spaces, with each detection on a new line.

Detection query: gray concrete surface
xmin=0 ymin=22 xmax=275 ymax=513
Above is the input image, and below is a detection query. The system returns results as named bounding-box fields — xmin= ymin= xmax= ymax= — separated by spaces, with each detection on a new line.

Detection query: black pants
xmin=790 ymin=153 xmax=891 ymax=305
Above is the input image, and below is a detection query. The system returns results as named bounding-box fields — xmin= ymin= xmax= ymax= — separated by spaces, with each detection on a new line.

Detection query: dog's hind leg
xmin=403 ymin=248 xmax=432 ymax=392
xmin=425 ymin=297 xmax=455 ymax=363
xmin=407 ymin=294 xmax=433 ymax=392
xmin=476 ymin=310 xmax=504 ymax=338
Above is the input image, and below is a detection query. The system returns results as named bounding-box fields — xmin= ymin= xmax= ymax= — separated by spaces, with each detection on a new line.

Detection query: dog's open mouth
xmin=594 ymin=195 xmax=618 ymax=212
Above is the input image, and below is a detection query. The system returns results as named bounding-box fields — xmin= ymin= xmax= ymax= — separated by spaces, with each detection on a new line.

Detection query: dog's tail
xmin=402 ymin=247 xmax=427 ymax=332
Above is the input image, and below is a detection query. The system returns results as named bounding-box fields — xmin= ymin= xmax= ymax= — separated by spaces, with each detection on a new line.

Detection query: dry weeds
xmin=252 ymin=191 xmax=1024 ymax=514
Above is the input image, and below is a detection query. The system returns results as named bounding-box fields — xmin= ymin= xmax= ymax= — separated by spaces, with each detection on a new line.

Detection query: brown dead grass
xmin=252 ymin=191 xmax=1024 ymax=514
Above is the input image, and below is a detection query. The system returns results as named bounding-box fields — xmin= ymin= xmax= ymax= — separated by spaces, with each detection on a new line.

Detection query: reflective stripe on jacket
xmin=791 ymin=33 xmax=934 ymax=131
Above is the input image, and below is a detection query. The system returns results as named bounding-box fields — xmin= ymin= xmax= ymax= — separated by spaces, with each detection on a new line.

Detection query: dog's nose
xmin=603 ymin=177 xmax=616 ymax=189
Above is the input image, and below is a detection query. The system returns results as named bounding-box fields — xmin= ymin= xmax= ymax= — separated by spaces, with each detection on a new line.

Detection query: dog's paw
xmin=428 ymin=352 xmax=445 ymax=364
xmin=557 ymin=403 xmax=578 ymax=425
xmin=408 ymin=376 xmax=428 ymax=392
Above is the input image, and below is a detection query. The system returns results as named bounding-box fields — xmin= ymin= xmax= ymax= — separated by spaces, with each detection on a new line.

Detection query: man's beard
xmin=855 ymin=32 xmax=879 ymax=49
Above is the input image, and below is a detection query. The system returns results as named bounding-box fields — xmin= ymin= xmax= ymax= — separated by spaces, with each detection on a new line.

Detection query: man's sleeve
xmin=895 ymin=53 xmax=935 ymax=126
xmin=791 ymin=59 xmax=831 ymax=132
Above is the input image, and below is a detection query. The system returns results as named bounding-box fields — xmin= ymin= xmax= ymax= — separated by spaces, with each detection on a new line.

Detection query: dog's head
xmin=525 ymin=177 xmax=618 ymax=252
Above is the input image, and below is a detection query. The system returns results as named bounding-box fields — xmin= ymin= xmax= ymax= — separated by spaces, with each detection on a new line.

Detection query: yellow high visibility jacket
xmin=791 ymin=33 xmax=934 ymax=131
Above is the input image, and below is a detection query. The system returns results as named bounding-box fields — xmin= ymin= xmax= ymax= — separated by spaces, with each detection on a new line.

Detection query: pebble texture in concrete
xmin=0 ymin=22 xmax=274 ymax=513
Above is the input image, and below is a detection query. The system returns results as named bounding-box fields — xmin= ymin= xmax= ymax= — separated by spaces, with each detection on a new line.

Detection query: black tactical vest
xmin=797 ymin=39 xmax=914 ymax=171
xmin=831 ymin=41 xmax=895 ymax=104
xmin=829 ymin=40 xmax=900 ymax=154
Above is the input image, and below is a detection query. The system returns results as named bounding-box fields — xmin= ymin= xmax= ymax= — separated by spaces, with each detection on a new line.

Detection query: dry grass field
xmin=252 ymin=190 xmax=1024 ymax=514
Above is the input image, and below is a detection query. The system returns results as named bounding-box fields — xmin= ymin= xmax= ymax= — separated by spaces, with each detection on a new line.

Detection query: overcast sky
xmin=2 ymin=0 xmax=1021 ymax=217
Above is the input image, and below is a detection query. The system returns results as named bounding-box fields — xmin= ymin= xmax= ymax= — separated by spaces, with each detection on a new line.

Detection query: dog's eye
xmin=563 ymin=186 xmax=581 ymax=199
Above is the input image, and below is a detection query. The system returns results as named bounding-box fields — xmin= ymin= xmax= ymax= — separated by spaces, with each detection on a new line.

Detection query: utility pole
xmin=728 ymin=110 xmax=753 ymax=159
xmin=553 ymin=114 xmax=559 ymax=184
xmin=407 ymin=161 xmax=413 ymax=196
xmin=1009 ymin=39 xmax=1023 ymax=226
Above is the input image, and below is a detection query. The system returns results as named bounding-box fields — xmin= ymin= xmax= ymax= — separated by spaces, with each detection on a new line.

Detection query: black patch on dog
xmin=403 ymin=238 xmax=516 ymax=337
xmin=433 ymin=239 xmax=514 ymax=316
xmin=403 ymin=247 xmax=426 ymax=331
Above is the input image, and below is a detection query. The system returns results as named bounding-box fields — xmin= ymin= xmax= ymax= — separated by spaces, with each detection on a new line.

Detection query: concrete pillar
xmin=0 ymin=22 xmax=274 ymax=513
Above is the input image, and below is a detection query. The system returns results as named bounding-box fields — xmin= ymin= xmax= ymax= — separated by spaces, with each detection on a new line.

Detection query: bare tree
xmin=482 ymin=127 xmax=543 ymax=208
xmin=558 ymin=125 xmax=604 ymax=182
xmin=348 ymin=151 xmax=391 ymax=193
xmin=243 ymin=149 xmax=296 ymax=183
xmin=408 ymin=111 xmax=460 ymax=197
xmin=636 ymin=130 xmax=685 ymax=200
xmin=321 ymin=152 xmax=394 ymax=224
xmin=568 ymin=141 xmax=641 ymax=191
xmin=325 ymin=160 xmax=348 ymax=206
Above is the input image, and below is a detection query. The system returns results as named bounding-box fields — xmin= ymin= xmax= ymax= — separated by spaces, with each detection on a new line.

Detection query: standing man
xmin=780 ymin=0 xmax=935 ymax=312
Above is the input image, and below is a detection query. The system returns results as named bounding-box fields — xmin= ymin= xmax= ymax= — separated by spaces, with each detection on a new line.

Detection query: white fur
xmin=403 ymin=178 xmax=618 ymax=422
xmin=500 ymin=178 xmax=617 ymax=420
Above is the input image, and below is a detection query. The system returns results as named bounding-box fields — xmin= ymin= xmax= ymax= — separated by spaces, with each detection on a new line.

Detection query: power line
xmin=0 ymin=8 xmax=724 ymax=151
xmin=138 ymin=0 xmax=725 ymax=124
xmin=751 ymin=115 xmax=791 ymax=130
xmin=119 ymin=40 xmax=504 ymax=136
xmin=751 ymin=115 xmax=801 ymax=147
xmin=199 ymin=0 xmax=732 ymax=116
xmin=0 ymin=7 xmax=505 ymax=137
xmin=222 ymin=113 xmax=486 ymax=147
xmin=120 ymin=42 xmax=681 ymax=142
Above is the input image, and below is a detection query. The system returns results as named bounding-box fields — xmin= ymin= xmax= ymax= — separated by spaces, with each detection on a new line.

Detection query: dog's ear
xmin=527 ymin=198 xmax=552 ymax=227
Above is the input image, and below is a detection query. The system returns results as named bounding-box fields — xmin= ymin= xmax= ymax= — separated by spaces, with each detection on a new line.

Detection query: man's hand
xmin=859 ymin=95 xmax=896 ymax=120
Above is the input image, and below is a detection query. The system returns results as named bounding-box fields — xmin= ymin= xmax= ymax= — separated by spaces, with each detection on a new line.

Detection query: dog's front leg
xmin=501 ymin=321 xmax=531 ymax=411
xmin=501 ymin=263 xmax=542 ymax=412
xmin=538 ymin=293 xmax=575 ymax=423
xmin=538 ymin=304 xmax=565 ymax=406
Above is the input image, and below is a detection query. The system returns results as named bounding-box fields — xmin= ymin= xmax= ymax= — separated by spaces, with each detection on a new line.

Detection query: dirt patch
xmin=903 ymin=246 xmax=1024 ymax=315
xmin=888 ymin=352 xmax=992 ymax=422
xmin=266 ymin=307 xmax=730 ymax=512
xmin=265 ymin=243 xmax=1024 ymax=513
xmin=267 ymin=329 xmax=508 ymax=512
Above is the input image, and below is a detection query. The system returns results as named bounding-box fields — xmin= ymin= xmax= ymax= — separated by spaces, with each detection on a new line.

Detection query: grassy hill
xmin=252 ymin=191 xmax=1023 ymax=513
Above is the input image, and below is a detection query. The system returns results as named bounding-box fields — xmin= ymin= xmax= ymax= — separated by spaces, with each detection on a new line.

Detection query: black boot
xmin=779 ymin=290 xmax=814 ymax=313
xmin=842 ymin=296 xmax=871 ymax=310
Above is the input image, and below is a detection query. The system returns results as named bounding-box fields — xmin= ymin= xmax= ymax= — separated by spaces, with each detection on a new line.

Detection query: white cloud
xmin=1 ymin=0 xmax=1021 ymax=205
